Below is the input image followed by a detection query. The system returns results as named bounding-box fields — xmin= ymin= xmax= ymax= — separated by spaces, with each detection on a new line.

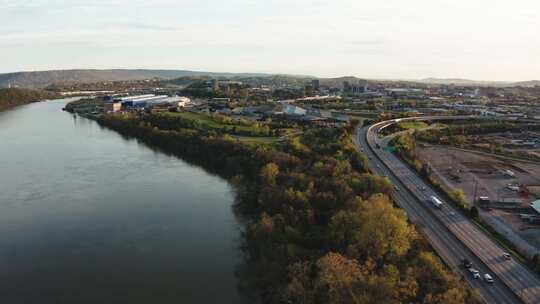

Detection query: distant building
xmin=386 ymin=88 xmax=425 ymax=98
xmin=105 ymin=102 xmax=122 ymax=113
xmin=211 ymin=79 xmax=220 ymax=92
xmin=312 ymin=79 xmax=320 ymax=91
xmin=343 ymin=81 xmax=368 ymax=96
xmin=283 ymin=105 xmax=307 ymax=116
xmin=115 ymin=94 xmax=186 ymax=109
xmin=177 ymin=97 xmax=191 ymax=108
xmin=343 ymin=81 xmax=351 ymax=92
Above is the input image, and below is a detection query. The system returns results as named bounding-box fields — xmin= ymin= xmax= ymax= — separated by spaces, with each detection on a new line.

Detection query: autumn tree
xmin=260 ymin=163 xmax=279 ymax=186
xmin=330 ymin=194 xmax=415 ymax=262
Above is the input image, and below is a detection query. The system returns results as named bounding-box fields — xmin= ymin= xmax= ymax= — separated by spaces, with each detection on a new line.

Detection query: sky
xmin=1 ymin=0 xmax=539 ymax=81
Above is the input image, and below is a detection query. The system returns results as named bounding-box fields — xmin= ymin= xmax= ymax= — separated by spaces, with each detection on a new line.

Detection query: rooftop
xmin=531 ymin=200 xmax=540 ymax=214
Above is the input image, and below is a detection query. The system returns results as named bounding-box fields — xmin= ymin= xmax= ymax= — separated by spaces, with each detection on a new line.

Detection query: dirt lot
xmin=417 ymin=144 xmax=540 ymax=255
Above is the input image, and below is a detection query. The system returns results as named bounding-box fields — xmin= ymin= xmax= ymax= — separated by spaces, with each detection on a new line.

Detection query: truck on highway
xmin=430 ymin=196 xmax=443 ymax=209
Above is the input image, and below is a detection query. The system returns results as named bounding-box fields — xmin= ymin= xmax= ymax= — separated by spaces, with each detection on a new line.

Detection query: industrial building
xmin=112 ymin=94 xmax=187 ymax=109
xmin=283 ymin=104 xmax=307 ymax=116
xmin=531 ymin=200 xmax=540 ymax=215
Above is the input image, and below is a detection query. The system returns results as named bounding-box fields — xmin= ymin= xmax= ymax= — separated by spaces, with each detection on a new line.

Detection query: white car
xmin=503 ymin=252 xmax=511 ymax=260
xmin=469 ymin=268 xmax=480 ymax=279
xmin=484 ymin=273 xmax=494 ymax=283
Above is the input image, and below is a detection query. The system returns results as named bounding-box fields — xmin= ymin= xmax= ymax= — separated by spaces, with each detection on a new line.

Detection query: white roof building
xmin=531 ymin=200 xmax=540 ymax=214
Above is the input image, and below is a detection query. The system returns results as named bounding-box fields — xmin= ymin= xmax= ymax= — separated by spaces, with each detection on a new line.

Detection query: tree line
xmin=0 ymin=88 xmax=59 ymax=111
xmin=95 ymin=111 xmax=481 ymax=304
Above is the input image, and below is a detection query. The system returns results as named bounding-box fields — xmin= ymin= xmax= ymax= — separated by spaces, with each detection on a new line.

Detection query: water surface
xmin=0 ymin=100 xmax=246 ymax=303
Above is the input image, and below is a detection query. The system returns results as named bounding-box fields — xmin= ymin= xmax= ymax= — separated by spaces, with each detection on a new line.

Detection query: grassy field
xmin=398 ymin=121 xmax=429 ymax=130
xmin=162 ymin=111 xmax=284 ymax=145
xmin=161 ymin=111 xmax=260 ymax=133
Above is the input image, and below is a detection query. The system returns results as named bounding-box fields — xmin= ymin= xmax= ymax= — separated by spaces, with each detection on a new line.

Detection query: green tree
xmin=285 ymin=262 xmax=315 ymax=304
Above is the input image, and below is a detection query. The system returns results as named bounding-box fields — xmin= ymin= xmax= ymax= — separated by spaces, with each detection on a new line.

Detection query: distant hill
xmin=1 ymin=69 xmax=537 ymax=89
xmin=514 ymin=80 xmax=540 ymax=87
xmin=0 ymin=69 xmax=308 ymax=89
xmin=419 ymin=78 xmax=513 ymax=87
xmin=166 ymin=74 xmax=314 ymax=88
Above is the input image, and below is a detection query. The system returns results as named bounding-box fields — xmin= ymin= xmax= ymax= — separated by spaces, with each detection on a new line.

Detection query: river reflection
xmin=0 ymin=100 xmax=250 ymax=303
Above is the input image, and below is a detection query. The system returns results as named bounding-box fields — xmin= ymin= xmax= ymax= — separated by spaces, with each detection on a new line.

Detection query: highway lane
xmin=372 ymin=130 xmax=540 ymax=304
xmin=356 ymin=126 xmax=523 ymax=304
xmin=377 ymin=136 xmax=540 ymax=291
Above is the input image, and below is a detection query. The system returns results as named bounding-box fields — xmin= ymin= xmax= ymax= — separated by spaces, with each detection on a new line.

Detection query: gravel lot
xmin=417 ymin=144 xmax=540 ymax=256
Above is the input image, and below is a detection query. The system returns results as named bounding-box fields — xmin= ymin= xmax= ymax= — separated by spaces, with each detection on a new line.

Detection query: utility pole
xmin=472 ymin=177 xmax=479 ymax=205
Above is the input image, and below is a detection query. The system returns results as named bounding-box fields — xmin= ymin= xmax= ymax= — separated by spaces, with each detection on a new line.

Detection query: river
xmin=0 ymin=99 xmax=248 ymax=303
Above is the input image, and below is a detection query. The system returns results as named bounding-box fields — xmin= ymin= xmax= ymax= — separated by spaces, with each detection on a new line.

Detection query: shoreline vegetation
xmin=0 ymin=88 xmax=59 ymax=112
xmin=80 ymin=105 xmax=480 ymax=303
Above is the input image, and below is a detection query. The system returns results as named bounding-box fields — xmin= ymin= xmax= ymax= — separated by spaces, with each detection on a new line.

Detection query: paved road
xmin=356 ymin=121 xmax=540 ymax=304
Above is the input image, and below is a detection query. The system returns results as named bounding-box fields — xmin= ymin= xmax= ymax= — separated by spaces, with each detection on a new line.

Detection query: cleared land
xmin=417 ymin=144 xmax=540 ymax=255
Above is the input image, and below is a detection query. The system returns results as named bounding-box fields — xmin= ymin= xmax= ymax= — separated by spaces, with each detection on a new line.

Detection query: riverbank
xmin=0 ymin=88 xmax=59 ymax=111
xmin=91 ymin=109 xmax=481 ymax=304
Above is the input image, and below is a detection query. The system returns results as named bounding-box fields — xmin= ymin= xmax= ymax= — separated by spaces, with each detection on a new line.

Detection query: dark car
xmin=463 ymin=258 xmax=473 ymax=269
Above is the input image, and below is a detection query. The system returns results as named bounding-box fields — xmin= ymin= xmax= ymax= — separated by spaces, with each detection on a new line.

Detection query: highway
xmin=356 ymin=119 xmax=540 ymax=304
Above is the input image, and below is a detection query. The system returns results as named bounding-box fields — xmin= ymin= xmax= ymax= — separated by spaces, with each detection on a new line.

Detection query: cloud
xmin=104 ymin=22 xmax=179 ymax=32
xmin=1 ymin=0 xmax=540 ymax=80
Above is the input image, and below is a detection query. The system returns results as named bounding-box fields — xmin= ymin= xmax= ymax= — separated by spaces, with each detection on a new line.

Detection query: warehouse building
xmin=113 ymin=94 xmax=186 ymax=109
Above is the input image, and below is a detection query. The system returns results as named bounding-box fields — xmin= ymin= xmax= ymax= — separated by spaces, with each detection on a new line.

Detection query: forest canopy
xmin=93 ymin=110 xmax=480 ymax=304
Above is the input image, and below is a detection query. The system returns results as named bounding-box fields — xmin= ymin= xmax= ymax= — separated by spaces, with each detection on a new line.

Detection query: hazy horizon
xmin=2 ymin=67 xmax=539 ymax=84
xmin=1 ymin=0 xmax=539 ymax=81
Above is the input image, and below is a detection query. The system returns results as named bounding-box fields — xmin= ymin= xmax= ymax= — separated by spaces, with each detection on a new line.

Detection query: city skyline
xmin=1 ymin=0 xmax=539 ymax=81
